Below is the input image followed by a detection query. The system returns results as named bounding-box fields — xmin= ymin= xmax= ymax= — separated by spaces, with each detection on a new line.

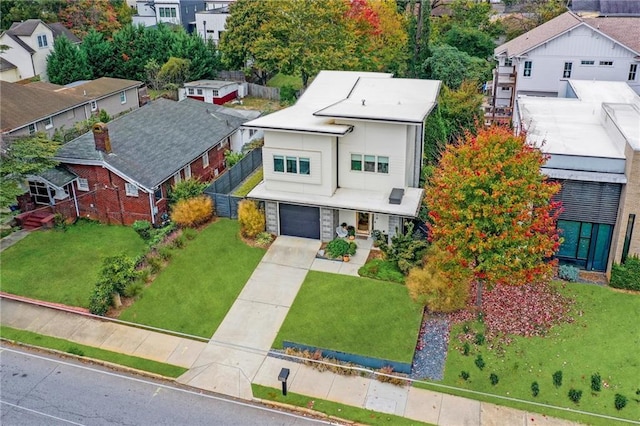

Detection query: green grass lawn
xmin=267 ymin=73 xmax=303 ymax=90
xmin=273 ymin=271 xmax=423 ymax=363
xmin=232 ymin=169 xmax=263 ymax=197
xmin=119 ymin=219 xmax=265 ymax=338
xmin=416 ymin=282 xmax=640 ymax=425
xmin=0 ymin=221 xmax=146 ymax=307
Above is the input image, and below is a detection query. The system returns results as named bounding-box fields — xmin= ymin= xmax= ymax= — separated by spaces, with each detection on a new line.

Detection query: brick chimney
xmin=92 ymin=122 xmax=112 ymax=154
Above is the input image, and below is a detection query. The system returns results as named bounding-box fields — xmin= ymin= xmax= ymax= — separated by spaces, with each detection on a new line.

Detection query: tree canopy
xmin=423 ymin=44 xmax=491 ymax=90
xmin=425 ymin=126 xmax=562 ymax=305
xmin=46 ymin=35 xmax=91 ymax=85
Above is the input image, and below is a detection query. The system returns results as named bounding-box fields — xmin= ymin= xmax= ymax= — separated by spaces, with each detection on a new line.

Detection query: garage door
xmin=279 ymin=204 xmax=320 ymax=239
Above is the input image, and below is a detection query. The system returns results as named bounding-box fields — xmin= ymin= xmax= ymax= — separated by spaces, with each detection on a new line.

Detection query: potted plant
xmin=347 ymin=225 xmax=356 ymax=240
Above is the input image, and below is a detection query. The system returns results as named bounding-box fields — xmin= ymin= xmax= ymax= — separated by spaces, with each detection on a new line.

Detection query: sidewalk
xmin=0 ymin=235 xmax=580 ymax=426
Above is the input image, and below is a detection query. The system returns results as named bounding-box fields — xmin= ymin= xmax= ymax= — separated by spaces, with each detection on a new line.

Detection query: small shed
xmin=183 ymin=80 xmax=238 ymax=105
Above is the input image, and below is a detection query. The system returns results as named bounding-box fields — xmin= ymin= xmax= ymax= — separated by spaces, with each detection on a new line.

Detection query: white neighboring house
xmin=244 ymin=71 xmax=441 ymax=241
xmin=195 ymin=3 xmax=231 ymax=45
xmin=132 ymin=0 xmax=205 ymax=32
xmin=486 ymin=11 xmax=640 ymax=125
xmin=0 ymin=19 xmax=80 ymax=82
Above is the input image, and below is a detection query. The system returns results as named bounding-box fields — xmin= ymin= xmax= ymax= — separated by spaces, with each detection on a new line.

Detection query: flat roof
xmin=603 ymin=103 xmax=640 ymax=151
xmin=248 ymin=182 xmax=424 ymax=217
xmin=568 ymin=80 xmax=640 ymax=104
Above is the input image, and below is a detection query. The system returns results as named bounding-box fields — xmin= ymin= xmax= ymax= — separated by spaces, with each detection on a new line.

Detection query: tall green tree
xmin=171 ymin=31 xmax=219 ymax=81
xmin=158 ymin=57 xmax=191 ymax=88
xmin=47 ymin=36 xmax=92 ymax=84
xmin=425 ymin=126 xmax=562 ymax=306
xmin=404 ymin=0 xmax=431 ymax=78
xmin=81 ymin=29 xmax=115 ymax=78
xmin=0 ymin=134 xmax=60 ymax=208
xmin=423 ymin=44 xmax=490 ymax=90
xmin=443 ymin=25 xmax=494 ymax=59
xmin=111 ymin=24 xmax=174 ymax=81
xmin=1 ymin=0 xmax=64 ymax=30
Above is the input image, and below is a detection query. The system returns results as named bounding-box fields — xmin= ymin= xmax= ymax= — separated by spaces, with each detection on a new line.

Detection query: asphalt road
xmin=0 ymin=345 xmax=331 ymax=426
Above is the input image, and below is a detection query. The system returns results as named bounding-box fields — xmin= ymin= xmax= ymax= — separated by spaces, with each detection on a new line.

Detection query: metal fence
xmin=204 ymin=149 xmax=263 ymax=218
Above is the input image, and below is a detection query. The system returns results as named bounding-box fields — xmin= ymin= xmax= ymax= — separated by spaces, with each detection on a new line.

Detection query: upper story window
xmin=125 ymin=183 xmax=139 ymax=197
xmin=159 ymin=7 xmax=177 ymax=18
xmin=43 ymin=117 xmax=53 ymax=130
xmin=77 ymin=178 xmax=89 ymax=191
xmin=563 ymin=62 xmax=572 ymax=78
xmin=28 ymin=123 xmax=36 ymax=134
xmin=351 ymin=154 xmax=389 ymax=174
xmin=37 ymin=34 xmax=48 ymax=48
xmin=523 ymin=61 xmax=532 ymax=77
xmin=629 ymin=64 xmax=638 ymax=81
xmin=188 ymin=88 xmax=195 ymax=95
xmin=120 ymin=91 xmax=126 ymax=104
xmin=273 ymin=155 xmax=309 ymax=175
xmin=504 ymin=58 xmax=512 ymax=67
xmin=581 ymin=60 xmax=595 ymax=66
xmin=599 ymin=61 xmax=613 ymax=67
xmin=90 ymin=100 xmax=98 ymax=111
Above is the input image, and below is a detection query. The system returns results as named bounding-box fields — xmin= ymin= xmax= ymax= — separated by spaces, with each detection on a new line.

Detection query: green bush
xmin=148 ymin=223 xmax=176 ymax=248
xmin=147 ymin=256 xmax=163 ymax=274
xmin=169 ymin=178 xmax=207 ymax=205
xmin=378 ymin=222 xmax=429 ymax=274
xmin=280 ymin=84 xmax=297 ymax=104
xmin=474 ymin=354 xmax=485 ymax=371
xmin=124 ymin=280 xmax=145 ymax=298
xmin=610 ymin=255 xmax=640 ymax=291
xmin=326 ymin=238 xmax=355 ymax=258
xmin=462 ymin=342 xmax=470 ymax=356
xmin=614 ymin=393 xmax=627 ymax=410
xmin=552 ymin=370 xmax=563 ymax=388
xmin=133 ymin=220 xmax=153 ymax=241
xmin=591 ymin=372 xmax=602 ymax=392
xmin=489 ymin=373 xmax=499 ymax=386
xmin=475 ymin=332 xmax=485 ymax=346
xmin=531 ymin=381 xmax=540 ymax=397
xmin=358 ymin=259 xmax=404 ymax=283
xmin=256 ymin=232 xmax=274 ymax=247
xmin=89 ymin=282 xmax=112 ymax=315
xmin=158 ymin=246 xmax=173 ymax=261
xmin=171 ymin=234 xmax=186 ymax=249
xmin=460 ymin=371 xmax=470 ymax=381
xmin=182 ymin=227 xmax=197 ymax=240
xmin=67 ymin=346 xmax=85 ymax=356
xmin=558 ymin=264 xmax=580 ymax=282
xmin=224 ymin=150 xmax=244 ymax=168
xmin=568 ymin=388 xmax=582 ymax=404
xmin=98 ymin=254 xmax=138 ymax=296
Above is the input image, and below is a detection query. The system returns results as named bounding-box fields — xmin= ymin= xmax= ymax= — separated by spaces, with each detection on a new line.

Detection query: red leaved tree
xmin=425 ymin=126 xmax=562 ymax=306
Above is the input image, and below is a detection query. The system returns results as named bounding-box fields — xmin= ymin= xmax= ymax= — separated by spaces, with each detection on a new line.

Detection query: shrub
xmin=552 ymin=370 xmax=563 ymax=388
xmin=98 ymin=254 xmax=138 ymax=296
xmin=172 ymin=196 xmax=213 ymax=227
xmin=591 ymin=373 xmax=602 ymax=392
xmin=169 ymin=178 xmax=207 ymax=205
xmin=460 ymin=371 xmax=470 ymax=381
xmin=53 ymin=213 xmax=67 ymax=231
xmin=182 ymin=227 xmax=197 ymax=240
xmin=124 ymin=280 xmax=144 ymax=298
xmin=568 ymin=388 xmax=582 ymax=404
xmin=224 ymin=150 xmax=244 ymax=168
xmin=610 ymin=255 xmax=640 ymax=291
xmin=133 ymin=220 xmax=153 ymax=241
xmin=67 ymin=346 xmax=84 ymax=356
xmin=237 ymin=200 xmax=265 ymax=238
xmin=614 ymin=394 xmax=627 ymax=410
xmin=378 ymin=222 xmax=429 ymax=274
xmin=462 ymin=342 xmax=471 ymax=356
xmin=138 ymin=268 xmax=151 ymax=283
xmin=89 ymin=282 xmax=112 ymax=315
xmin=376 ymin=366 xmax=407 ymax=386
xmin=171 ymin=234 xmax=186 ymax=249
xmin=358 ymin=259 xmax=405 ymax=283
xmin=474 ymin=354 xmax=485 ymax=371
xmin=558 ymin=264 xmax=580 ymax=282
xmin=280 ymin=84 xmax=297 ymax=104
xmin=326 ymin=238 xmax=354 ymax=258
xmin=255 ymin=232 xmax=273 ymax=247
xmin=531 ymin=381 xmax=540 ymax=397
xmin=147 ymin=223 xmax=176 ymax=248
xmin=474 ymin=332 xmax=485 ymax=346
xmin=147 ymin=255 xmax=163 ymax=274
xmin=158 ymin=246 xmax=173 ymax=261
xmin=489 ymin=373 xmax=499 ymax=386
xmin=462 ymin=323 xmax=471 ymax=333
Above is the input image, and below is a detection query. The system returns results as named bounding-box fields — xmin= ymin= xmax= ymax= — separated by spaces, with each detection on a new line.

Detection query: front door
xmin=356 ymin=212 xmax=371 ymax=236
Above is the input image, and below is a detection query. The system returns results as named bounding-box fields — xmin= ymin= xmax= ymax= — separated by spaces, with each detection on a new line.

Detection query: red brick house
xmin=19 ymin=98 xmax=257 ymax=226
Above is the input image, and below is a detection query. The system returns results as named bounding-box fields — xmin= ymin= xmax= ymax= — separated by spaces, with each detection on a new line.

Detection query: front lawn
xmin=416 ymin=282 xmax=640 ymax=425
xmin=273 ymin=271 xmax=423 ymax=363
xmin=0 ymin=221 xmax=146 ymax=307
xmin=119 ymin=219 xmax=265 ymax=338
xmin=267 ymin=73 xmax=303 ymax=90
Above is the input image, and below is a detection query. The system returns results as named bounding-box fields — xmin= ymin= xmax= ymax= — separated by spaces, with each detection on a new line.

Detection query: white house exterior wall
xmin=0 ymin=35 xmax=34 ymax=80
xmin=196 ymin=12 xmax=228 ymax=44
xmin=516 ymin=25 xmax=639 ymax=95
xmin=29 ymin=22 xmax=54 ymax=81
xmin=262 ymin=131 xmax=335 ymax=196
xmin=336 ymin=120 xmax=409 ymax=191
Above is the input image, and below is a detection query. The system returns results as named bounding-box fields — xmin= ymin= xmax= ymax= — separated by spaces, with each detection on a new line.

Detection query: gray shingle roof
xmin=38 ymin=166 xmax=78 ymax=188
xmin=61 ymin=77 xmax=142 ymax=99
xmin=56 ymin=98 xmax=248 ymax=190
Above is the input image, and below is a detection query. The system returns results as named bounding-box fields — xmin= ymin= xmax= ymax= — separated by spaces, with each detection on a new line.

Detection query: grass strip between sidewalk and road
xmin=252 ymin=384 xmax=430 ymax=426
xmin=0 ymin=326 xmax=188 ymax=378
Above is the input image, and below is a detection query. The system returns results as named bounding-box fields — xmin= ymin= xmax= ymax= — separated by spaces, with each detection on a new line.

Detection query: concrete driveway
xmin=177 ymin=236 xmax=321 ymax=399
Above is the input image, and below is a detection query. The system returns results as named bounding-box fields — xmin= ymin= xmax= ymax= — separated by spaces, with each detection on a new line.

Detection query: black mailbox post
xmin=278 ymin=368 xmax=290 ymax=396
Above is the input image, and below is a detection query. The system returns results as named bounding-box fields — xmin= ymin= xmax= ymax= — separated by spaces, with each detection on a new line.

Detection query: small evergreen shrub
xmin=553 ymin=370 xmax=563 ymax=388
xmin=610 ymin=255 xmax=640 ymax=291
xmin=124 ymin=280 xmax=144 ymax=298
xmin=89 ymin=282 xmax=112 ymax=315
xmin=531 ymin=381 xmax=540 ymax=397
xmin=558 ymin=264 xmax=580 ymax=282
xmin=475 ymin=332 xmax=485 ymax=346
xmin=568 ymin=388 xmax=582 ymax=404
xmin=489 ymin=373 xmax=499 ymax=386
xmin=460 ymin=371 xmax=470 ymax=381
xmin=147 ymin=256 xmax=163 ymax=274
xmin=171 ymin=234 xmax=186 ymax=249
xmin=462 ymin=323 xmax=471 ymax=333
xmin=462 ymin=342 xmax=470 ymax=356
xmin=169 ymin=178 xmax=207 ymax=205
xmin=182 ymin=227 xmax=197 ymax=240
xmin=158 ymin=246 xmax=173 ymax=261
xmin=53 ymin=213 xmax=67 ymax=231
xmin=474 ymin=354 xmax=485 ymax=371
xmin=614 ymin=394 xmax=628 ymax=410
xmin=377 ymin=222 xmax=429 ymax=274
xmin=238 ymin=200 xmax=265 ymax=238
xmin=172 ymin=196 xmax=213 ymax=227
xmin=147 ymin=223 xmax=175 ymax=248
xmin=133 ymin=220 xmax=152 ymax=240
xmin=591 ymin=373 xmax=602 ymax=392
xmin=98 ymin=254 xmax=138 ymax=295
xmin=255 ymin=231 xmax=273 ymax=247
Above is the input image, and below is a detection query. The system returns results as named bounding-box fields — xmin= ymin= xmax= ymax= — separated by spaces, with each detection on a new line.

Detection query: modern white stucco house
xmin=486 ymin=11 xmax=640 ymax=125
xmin=516 ymin=80 xmax=640 ymax=275
xmin=244 ymin=71 xmax=441 ymax=241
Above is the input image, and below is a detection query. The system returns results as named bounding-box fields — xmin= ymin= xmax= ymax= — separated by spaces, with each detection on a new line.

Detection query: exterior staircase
xmin=15 ymin=209 xmax=55 ymax=230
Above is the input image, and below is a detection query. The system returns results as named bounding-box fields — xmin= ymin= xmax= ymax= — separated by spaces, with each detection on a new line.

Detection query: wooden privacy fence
xmin=247 ymin=83 xmax=280 ymax=101
xmin=204 ymin=149 xmax=263 ymax=219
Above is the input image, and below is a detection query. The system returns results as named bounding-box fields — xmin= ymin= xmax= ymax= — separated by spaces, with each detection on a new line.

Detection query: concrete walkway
xmin=0 ymin=229 xmax=30 ymax=252
xmin=0 ymin=235 xmax=580 ymax=426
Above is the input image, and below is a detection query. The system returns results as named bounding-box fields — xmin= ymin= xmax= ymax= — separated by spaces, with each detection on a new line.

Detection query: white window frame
xmin=184 ymin=164 xmax=192 ymax=179
xmin=563 ymin=62 xmax=572 ymax=78
xmin=90 ymin=100 xmax=98 ymax=112
xmin=120 ymin=91 xmax=126 ymax=104
xmin=44 ymin=117 xmax=53 ymax=130
xmin=351 ymin=153 xmax=389 ymax=174
xmin=188 ymin=88 xmax=194 ymax=95
xmin=196 ymin=88 xmax=203 ymax=95
xmin=37 ymin=34 xmax=48 ymax=48
xmin=202 ymin=152 xmax=210 ymax=168
xmin=125 ymin=183 xmax=139 ymax=197
xmin=28 ymin=123 xmax=36 ymax=134
xmin=523 ymin=61 xmax=532 ymax=77
xmin=77 ymin=178 xmax=89 ymax=191
xmin=212 ymin=89 xmax=219 ymax=97
xmin=504 ymin=58 xmax=512 ymax=67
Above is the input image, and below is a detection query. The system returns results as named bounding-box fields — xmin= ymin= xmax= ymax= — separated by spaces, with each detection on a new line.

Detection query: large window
xmin=523 ymin=61 xmax=532 ymax=77
xmin=557 ymin=220 xmax=612 ymax=271
xmin=274 ymin=155 xmax=284 ymax=172
xmin=37 ymin=34 xmax=48 ymax=48
xmin=351 ymin=154 xmax=362 ymax=171
xmin=29 ymin=181 xmax=52 ymax=205
xmin=563 ymin=62 xmax=572 ymax=78
xmin=159 ymin=7 xmax=176 ymax=17
xmin=351 ymin=154 xmax=389 ymax=174
xmin=629 ymin=64 xmax=638 ymax=81
xmin=273 ymin=155 xmax=309 ymax=175
xmin=286 ymin=156 xmax=297 ymax=173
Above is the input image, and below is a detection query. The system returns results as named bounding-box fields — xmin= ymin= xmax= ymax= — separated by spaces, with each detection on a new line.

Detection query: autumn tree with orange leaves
xmin=425 ymin=126 xmax=562 ymax=306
